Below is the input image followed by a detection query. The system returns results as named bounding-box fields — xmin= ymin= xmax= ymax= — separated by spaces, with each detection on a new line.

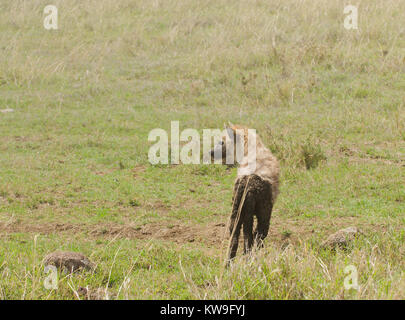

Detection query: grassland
xmin=0 ymin=0 xmax=404 ymax=299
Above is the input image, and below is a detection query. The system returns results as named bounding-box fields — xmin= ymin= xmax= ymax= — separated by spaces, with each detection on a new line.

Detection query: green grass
xmin=0 ymin=0 xmax=404 ymax=299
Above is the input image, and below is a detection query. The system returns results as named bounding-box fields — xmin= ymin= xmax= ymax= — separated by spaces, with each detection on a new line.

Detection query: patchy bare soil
xmin=0 ymin=216 xmax=391 ymax=248
xmin=0 ymin=220 xmax=226 ymax=245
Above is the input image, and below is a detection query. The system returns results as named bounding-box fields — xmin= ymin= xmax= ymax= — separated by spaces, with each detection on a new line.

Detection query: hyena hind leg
xmin=242 ymin=212 xmax=254 ymax=255
xmin=228 ymin=197 xmax=255 ymax=262
xmin=253 ymin=198 xmax=273 ymax=248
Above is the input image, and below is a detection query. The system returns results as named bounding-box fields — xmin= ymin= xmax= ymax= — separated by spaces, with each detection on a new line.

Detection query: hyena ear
xmin=225 ymin=126 xmax=235 ymax=141
xmin=224 ymin=121 xmax=234 ymax=129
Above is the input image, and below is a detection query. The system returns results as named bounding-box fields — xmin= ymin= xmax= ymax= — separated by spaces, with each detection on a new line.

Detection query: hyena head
xmin=209 ymin=123 xmax=255 ymax=167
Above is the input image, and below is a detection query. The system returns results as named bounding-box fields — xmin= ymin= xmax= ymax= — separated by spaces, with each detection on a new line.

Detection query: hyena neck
xmin=236 ymin=132 xmax=262 ymax=177
xmin=237 ymin=135 xmax=276 ymax=178
xmin=234 ymin=129 xmax=280 ymax=201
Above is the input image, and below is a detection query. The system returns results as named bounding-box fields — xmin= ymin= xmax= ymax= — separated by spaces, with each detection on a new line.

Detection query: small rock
xmin=321 ymin=226 xmax=362 ymax=249
xmin=77 ymin=286 xmax=109 ymax=300
xmin=0 ymin=108 xmax=14 ymax=113
xmin=43 ymin=251 xmax=95 ymax=273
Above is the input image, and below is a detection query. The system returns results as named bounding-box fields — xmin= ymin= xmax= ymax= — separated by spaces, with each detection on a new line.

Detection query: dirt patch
xmin=88 ymin=222 xmax=227 ymax=246
xmin=0 ymin=221 xmax=80 ymax=235
xmin=0 ymin=217 xmax=391 ymax=247
xmin=132 ymin=165 xmax=147 ymax=176
xmin=0 ymin=220 xmax=228 ymax=246
xmin=142 ymin=200 xmax=172 ymax=213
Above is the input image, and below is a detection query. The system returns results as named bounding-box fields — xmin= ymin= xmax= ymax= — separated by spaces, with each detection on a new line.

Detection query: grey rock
xmin=43 ymin=251 xmax=95 ymax=273
xmin=321 ymin=227 xmax=362 ymax=249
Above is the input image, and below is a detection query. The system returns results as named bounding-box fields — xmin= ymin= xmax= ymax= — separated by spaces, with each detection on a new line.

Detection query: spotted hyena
xmin=210 ymin=123 xmax=280 ymax=263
